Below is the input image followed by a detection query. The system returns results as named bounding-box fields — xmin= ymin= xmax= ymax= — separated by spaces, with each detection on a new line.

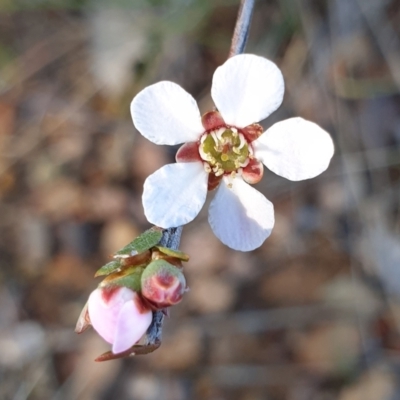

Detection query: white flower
xmin=131 ymin=54 xmax=334 ymax=251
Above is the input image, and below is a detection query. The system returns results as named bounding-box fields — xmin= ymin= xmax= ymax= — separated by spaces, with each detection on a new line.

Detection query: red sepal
xmin=241 ymin=123 xmax=263 ymax=142
xmin=176 ymin=142 xmax=201 ymax=163
xmin=208 ymin=173 xmax=223 ymax=191
xmin=242 ymin=159 xmax=264 ymax=184
xmin=202 ymin=111 xmax=226 ymax=131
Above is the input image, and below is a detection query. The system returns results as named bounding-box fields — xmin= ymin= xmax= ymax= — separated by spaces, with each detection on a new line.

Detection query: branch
xmin=159 ymin=226 xmax=183 ymax=249
xmin=229 ymin=0 xmax=256 ymax=57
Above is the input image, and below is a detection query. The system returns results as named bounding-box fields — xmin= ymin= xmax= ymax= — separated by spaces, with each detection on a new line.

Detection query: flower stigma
xmin=199 ymin=127 xmax=250 ymax=177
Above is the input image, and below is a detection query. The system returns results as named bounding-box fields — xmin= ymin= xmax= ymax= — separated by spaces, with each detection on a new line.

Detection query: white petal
xmin=211 ymin=54 xmax=284 ymax=127
xmin=253 ymin=117 xmax=334 ymax=181
xmin=208 ymin=177 xmax=275 ymax=251
xmin=143 ymin=162 xmax=208 ymax=228
xmin=131 ymin=81 xmax=204 ymax=145
xmin=112 ymin=297 xmax=152 ymax=354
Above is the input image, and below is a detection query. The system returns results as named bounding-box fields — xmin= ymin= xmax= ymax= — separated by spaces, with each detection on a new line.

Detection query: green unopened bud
xmin=141 ymin=260 xmax=186 ymax=308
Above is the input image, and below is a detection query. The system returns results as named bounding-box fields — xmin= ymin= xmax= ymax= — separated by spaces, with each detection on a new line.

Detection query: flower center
xmin=199 ymin=127 xmax=250 ymax=176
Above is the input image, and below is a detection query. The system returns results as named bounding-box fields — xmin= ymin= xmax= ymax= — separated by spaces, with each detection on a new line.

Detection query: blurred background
xmin=0 ymin=0 xmax=400 ymax=399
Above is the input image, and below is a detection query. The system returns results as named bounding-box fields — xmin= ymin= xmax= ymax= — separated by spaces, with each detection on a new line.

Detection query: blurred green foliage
xmin=0 ymin=0 xmax=238 ymax=12
xmin=0 ymin=0 xmax=87 ymax=11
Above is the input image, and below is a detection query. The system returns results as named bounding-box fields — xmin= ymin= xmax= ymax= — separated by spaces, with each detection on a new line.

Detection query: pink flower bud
xmin=141 ymin=260 xmax=186 ymax=308
xmin=87 ymin=286 xmax=152 ymax=354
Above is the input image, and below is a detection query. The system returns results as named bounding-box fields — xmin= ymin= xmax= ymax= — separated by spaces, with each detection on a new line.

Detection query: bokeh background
xmin=0 ymin=0 xmax=400 ymax=399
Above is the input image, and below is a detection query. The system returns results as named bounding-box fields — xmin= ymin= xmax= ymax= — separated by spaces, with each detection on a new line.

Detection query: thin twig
xmin=229 ymin=0 xmax=256 ymax=57
xmin=159 ymin=226 xmax=183 ymax=250
xmin=144 ymin=227 xmax=183 ymax=347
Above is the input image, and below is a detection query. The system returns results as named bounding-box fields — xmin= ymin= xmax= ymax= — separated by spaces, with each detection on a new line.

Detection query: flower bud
xmin=87 ymin=286 xmax=152 ymax=354
xmin=141 ymin=260 xmax=186 ymax=308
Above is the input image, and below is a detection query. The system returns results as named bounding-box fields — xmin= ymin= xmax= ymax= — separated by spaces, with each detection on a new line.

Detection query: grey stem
xmin=144 ymin=227 xmax=183 ymax=346
xmin=229 ymin=0 xmax=256 ymax=57
xmin=158 ymin=226 xmax=183 ymax=249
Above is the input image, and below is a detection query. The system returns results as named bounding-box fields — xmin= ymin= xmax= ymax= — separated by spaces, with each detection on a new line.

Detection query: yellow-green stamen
xmin=199 ymin=128 xmax=250 ymax=173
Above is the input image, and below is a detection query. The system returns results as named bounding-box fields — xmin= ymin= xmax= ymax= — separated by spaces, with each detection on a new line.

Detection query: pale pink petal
xmin=88 ymin=287 xmax=133 ymax=344
xmin=208 ymin=177 xmax=275 ymax=251
xmin=143 ymin=162 xmax=208 ymax=228
xmin=131 ymin=81 xmax=204 ymax=145
xmin=253 ymin=117 xmax=334 ymax=181
xmin=211 ymin=54 xmax=284 ymax=127
xmin=112 ymin=297 xmax=152 ymax=354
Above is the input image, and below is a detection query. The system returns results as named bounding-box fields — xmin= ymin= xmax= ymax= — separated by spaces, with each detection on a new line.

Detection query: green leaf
xmin=95 ymin=260 xmax=122 ymax=277
xmin=101 ymin=267 xmax=144 ymax=292
xmin=109 ymin=273 xmax=142 ymax=292
xmin=115 ymin=227 xmax=163 ymax=256
xmin=155 ymin=246 xmax=189 ymax=261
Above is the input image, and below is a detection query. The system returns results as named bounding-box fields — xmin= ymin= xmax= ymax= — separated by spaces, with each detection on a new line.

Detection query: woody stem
xmin=229 ymin=0 xmax=256 ymax=57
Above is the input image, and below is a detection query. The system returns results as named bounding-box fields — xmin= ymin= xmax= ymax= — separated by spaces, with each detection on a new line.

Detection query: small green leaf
xmin=95 ymin=260 xmax=122 ymax=277
xmin=155 ymin=246 xmax=189 ymax=261
xmin=115 ymin=227 xmax=163 ymax=256
xmin=109 ymin=273 xmax=142 ymax=292
xmin=101 ymin=267 xmax=144 ymax=292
